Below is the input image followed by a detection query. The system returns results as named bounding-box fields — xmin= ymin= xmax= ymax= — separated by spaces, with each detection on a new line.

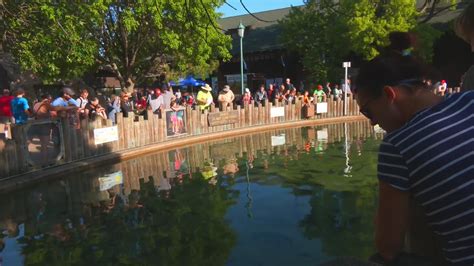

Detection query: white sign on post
xmin=316 ymin=102 xmax=328 ymax=113
xmin=270 ymin=107 xmax=285 ymax=117
xmin=94 ymin=126 xmax=119 ymax=145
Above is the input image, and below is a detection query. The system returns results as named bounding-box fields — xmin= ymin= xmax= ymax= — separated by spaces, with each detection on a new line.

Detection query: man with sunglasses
xmin=356 ymin=54 xmax=474 ymax=265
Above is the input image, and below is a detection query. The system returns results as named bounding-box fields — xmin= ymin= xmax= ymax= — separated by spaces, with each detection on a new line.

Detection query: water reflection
xmin=0 ymin=121 xmax=382 ymax=265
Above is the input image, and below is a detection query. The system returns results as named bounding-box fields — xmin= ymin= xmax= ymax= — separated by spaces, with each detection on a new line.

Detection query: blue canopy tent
xmin=170 ymin=76 xmax=206 ymax=87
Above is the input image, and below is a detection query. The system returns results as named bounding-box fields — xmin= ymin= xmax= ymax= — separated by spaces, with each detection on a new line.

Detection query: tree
xmin=279 ymin=0 xmax=348 ymax=84
xmin=280 ymin=0 xmax=458 ymax=83
xmin=0 ymin=1 xmax=231 ymax=90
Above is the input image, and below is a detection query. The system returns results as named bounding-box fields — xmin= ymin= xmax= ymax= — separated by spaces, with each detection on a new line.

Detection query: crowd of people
xmin=0 ymin=78 xmax=352 ymax=132
xmin=0 ymin=74 xmax=459 ymax=137
xmin=212 ymin=78 xmax=351 ymax=111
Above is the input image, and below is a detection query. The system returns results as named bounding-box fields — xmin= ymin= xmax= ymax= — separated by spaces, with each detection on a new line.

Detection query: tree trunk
xmin=111 ymin=62 xmax=134 ymax=93
xmin=124 ymin=77 xmax=134 ymax=93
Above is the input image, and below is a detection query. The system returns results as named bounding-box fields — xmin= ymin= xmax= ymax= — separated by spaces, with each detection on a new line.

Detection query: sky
xmin=217 ymin=0 xmax=305 ymax=17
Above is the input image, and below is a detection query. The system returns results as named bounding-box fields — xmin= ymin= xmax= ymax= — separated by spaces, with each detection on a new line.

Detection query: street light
xmin=238 ymin=22 xmax=245 ymax=95
xmin=342 ymin=61 xmax=351 ymax=116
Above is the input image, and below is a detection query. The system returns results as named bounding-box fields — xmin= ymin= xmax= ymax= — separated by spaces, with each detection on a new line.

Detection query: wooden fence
xmin=0 ymin=120 xmax=380 ymax=212
xmin=0 ymin=96 xmax=364 ymax=178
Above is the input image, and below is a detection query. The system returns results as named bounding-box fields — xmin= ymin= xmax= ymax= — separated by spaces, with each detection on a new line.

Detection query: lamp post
xmin=238 ymin=22 xmax=245 ymax=95
xmin=342 ymin=61 xmax=351 ymax=116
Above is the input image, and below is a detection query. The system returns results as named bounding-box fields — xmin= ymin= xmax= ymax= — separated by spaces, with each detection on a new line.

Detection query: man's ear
xmin=383 ymin=86 xmax=397 ymax=103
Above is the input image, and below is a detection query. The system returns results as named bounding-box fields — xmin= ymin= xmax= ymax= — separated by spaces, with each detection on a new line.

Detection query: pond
xmin=0 ymin=121 xmax=383 ymax=266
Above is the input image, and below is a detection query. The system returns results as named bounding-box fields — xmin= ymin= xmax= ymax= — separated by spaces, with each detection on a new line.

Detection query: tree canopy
xmin=280 ymin=0 xmax=457 ymax=83
xmin=0 ymin=1 xmax=232 ymax=90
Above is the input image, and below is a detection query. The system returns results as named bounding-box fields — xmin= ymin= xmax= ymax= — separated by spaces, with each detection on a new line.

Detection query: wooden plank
xmin=249 ymin=102 xmax=253 ymax=126
xmin=268 ymin=102 xmax=274 ymax=124
xmin=255 ymin=104 xmax=260 ymax=126
xmin=240 ymin=107 xmax=245 ymax=129
xmin=3 ymin=140 xmax=16 ymax=175
xmin=267 ymin=100 xmax=271 ymax=124
xmin=337 ymin=99 xmax=342 ymax=117
xmin=236 ymin=105 xmax=242 ymax=129
xmin=347 ymin=97 xmax=354 ymax=115
xmin=331 ymin=98 xmax=336 ymax=118
xmin=95 ymin=119 xmax=105 ymax=155
xmin=116 ymin=112 xmax=125 ymax=150
xmin=104 ymin=119 xmax=116 ymax=152
xmin=87 ymin=118 xmax=96 ymax=157
xmin=132 ymin=115 xmax=138 ymax=148
xmin=59 ymin=118 xmax=72 ymax=162
xmin=296 ymin=98 xmax=302 ymax=120
xmin=190 ymin=110 xmax=200 ymax=135
xmin=208 ymin=110 xmax=239 ymax=127
xmin=144 ymin=115 xmax=150 ymax=145
xmin=151 ymin=111 xmax=159 ymax=143
xmin=185 ymin=106 xmax=192 ymax=136
xmin=76 ymin=120 xmax=86 ymax=159
xmin=81 ymin=118 xmax=91 ymax=157
xmin=137 ymin=116 xmax=144 ymax=147
xmin=160 ymin=108 xmax=166 ymax=140
xmin=125 ymin=115 xmax=132 ymax=149
xmin=0 ymin=140 xmax=6 ymax=176
xmin=71 ymin=124 xmax=80 ymax=160
xmin=129 ymin=114 xmax=135 ymax=148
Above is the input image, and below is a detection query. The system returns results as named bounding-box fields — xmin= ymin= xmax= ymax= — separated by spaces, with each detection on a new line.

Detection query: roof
xmin=420 ymin=6 xmax=464 ymax=26
xmin=218 ymin=6 xmax=296 ymax=31
xmin=227 ymin=23 xmax=284 ymax=55
xmin=218 ymin=6 xmax=300 ymax=55
xmin=218 ymin=3 xmax=466 ymax=56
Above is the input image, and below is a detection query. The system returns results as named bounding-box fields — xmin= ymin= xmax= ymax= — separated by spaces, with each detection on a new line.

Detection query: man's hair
xmin=355 ymin=53 xmax=432 ymax=97
xmin=40 ymin=94 xmax=51 ymax=100
xmin=388 ymin=32 xmax=415 ymax=53
xmin=80 ymin=88 xmax=89 ymax=94
xmin=63 ymin=87 xmax=76 ymax=96
xmin=454 ymin=2 xmax=474 ymax=43
xmin=14 ymin=88 xmax=25 ymax=96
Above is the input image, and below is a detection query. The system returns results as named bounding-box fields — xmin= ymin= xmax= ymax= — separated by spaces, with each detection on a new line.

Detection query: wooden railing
xmin=0 ymin=96 xmax=364 ymax=178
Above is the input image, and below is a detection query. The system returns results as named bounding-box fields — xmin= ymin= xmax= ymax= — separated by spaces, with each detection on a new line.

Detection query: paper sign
xmin=94 ymin=126 xmax=119 ymax=145
xmin=270 ymin=107 xmax=285 ymax=117
xmin=98 ymin=171 xmax=123 ymax=191
xmin=316 ymin=102 xmax=328 ymax=113
xmin=271 ymin=134 xmax=286 ymax=146
xmin=208 ymin=110 xmax=239 ymax=126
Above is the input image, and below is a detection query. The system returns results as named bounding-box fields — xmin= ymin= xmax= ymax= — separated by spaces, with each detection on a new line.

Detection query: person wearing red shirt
xmin=0 ymin=89 xmax=14 ymax=137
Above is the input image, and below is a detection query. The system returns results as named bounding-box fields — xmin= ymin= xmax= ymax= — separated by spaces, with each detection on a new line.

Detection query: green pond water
xmin=0 ymin=121 xmax=382 ymax=266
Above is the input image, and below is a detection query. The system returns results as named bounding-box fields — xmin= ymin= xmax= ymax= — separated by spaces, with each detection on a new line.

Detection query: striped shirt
xmin=378 ymin=91 xmax=474 ymax=265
